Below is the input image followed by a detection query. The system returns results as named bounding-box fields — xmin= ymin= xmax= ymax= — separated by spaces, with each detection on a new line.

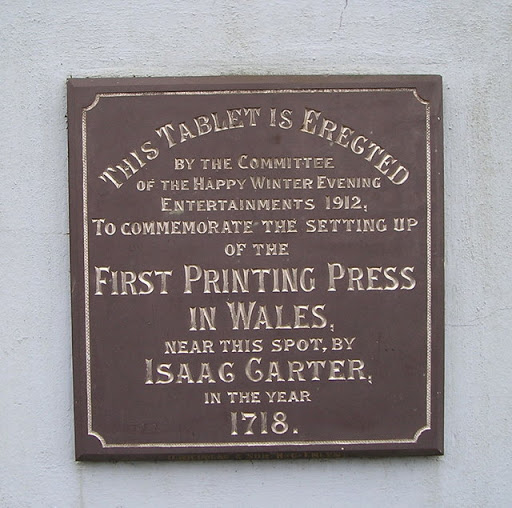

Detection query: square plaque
xmin=68 ymin=76 xmax=444 ymax=460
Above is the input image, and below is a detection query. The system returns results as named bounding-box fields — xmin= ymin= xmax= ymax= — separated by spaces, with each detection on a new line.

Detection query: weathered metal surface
xmin=68 ymin=75 xmax=444 ymax=460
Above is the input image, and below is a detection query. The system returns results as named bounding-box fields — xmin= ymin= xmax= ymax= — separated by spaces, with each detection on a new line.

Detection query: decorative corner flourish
xmin=412 ymin=89 xmax=430 ymax=105
xmin=84 ymin=94 xmax=101 ymax=112
xmin=413 ymin=425 xmax=431 ymax=442
xmin=89 ymin=431 xmax=107 ymax=447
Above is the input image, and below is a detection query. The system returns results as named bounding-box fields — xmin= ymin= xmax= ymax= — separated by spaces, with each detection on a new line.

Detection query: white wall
xmin=1 ymin=1 xmax=511 ymax=506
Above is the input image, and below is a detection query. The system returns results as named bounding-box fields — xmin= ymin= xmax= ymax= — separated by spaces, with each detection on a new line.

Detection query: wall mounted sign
xmin=68 ymin=75 xmax=444 ymax=460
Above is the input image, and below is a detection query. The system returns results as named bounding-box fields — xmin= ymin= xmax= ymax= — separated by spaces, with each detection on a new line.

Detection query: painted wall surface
xmin=1 ymin=1 xmax=511 ymax=506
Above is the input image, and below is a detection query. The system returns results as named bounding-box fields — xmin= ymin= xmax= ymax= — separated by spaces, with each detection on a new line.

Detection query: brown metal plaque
xmin=68 ymin=76 xmax=444 ymax=460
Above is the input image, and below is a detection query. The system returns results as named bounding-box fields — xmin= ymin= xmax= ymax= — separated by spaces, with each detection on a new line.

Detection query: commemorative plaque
xmin=68 ymin=76 xmax=444 ymax=460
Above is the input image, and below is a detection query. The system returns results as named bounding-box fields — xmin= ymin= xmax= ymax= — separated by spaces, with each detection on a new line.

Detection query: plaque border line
xmin=81 ymin=87 xmax=432 ymax=449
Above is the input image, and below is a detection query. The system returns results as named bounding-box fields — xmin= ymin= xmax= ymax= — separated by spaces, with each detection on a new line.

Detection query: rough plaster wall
xmin=0 ymin=1 xmax=511 ymax=506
